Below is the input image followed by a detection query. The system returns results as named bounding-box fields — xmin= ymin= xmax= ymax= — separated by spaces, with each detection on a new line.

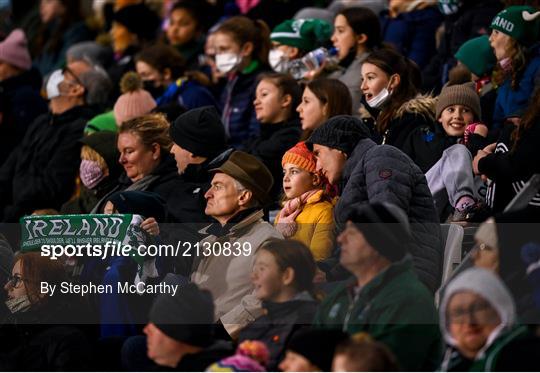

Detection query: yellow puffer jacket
xmin=275 ymin=190 xmax=336 ymax=261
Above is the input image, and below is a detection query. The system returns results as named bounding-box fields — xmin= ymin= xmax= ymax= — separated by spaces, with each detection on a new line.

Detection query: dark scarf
xmin=207 ymin=208 xmax=259 ymax=237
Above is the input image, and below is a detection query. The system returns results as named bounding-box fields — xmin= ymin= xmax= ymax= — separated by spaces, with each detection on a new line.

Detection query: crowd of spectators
xmin=1 ymin=0 xmax=540 ymax=371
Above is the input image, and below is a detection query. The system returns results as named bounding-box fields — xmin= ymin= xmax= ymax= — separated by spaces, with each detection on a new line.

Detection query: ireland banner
xmin=19 ymin=214 xmax=146 ymax=263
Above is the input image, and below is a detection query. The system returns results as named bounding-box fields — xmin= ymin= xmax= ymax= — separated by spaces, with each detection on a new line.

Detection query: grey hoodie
xmin=439 ymin=268 xmax=516 ymax=364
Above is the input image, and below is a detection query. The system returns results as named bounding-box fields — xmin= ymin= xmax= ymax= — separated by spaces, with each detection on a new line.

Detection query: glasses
xmin=6 ymin=274 xmax=25 ymax=289
xmin=447 ymin=300 xmax=496 ymax=323
xmin=61 ymin=66 xmax=84 ymax=87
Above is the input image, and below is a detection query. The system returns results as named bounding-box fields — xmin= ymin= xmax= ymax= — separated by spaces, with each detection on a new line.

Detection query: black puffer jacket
xmin=0 ymin=105 xmax=97 ymax=222
xmin=238 ymin=292 xmax=318 ymax=371
xmin=381 ymin=95 xmax=436 ymax=150
xmin=401 ymin=120 xmax=489 ymax=173
xmin=335 ymin=138 xmax=442 ymax=292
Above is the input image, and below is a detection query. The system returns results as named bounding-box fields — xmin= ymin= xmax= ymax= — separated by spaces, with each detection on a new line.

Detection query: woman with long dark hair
xmin=329 ymin=7 xmax=384 ymax=114
xmin=360 ymin=47 xmax=433 ymax=149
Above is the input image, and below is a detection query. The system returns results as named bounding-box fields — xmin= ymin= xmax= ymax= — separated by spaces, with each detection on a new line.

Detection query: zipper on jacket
xmin=342 ymin=289 xmax=360 ymax=331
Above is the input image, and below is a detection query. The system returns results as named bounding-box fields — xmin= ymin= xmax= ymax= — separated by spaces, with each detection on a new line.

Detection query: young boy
xmin=403 ymin=82 xmax=489 ymax=221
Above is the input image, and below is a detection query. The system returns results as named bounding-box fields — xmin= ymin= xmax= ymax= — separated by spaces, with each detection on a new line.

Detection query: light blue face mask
xmin=438 ymin=0 xmax=462 ymax=15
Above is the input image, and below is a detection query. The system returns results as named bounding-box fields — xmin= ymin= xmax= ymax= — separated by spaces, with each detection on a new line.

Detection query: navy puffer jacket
xmin=335 ymin=138 xmax=443 ymax=292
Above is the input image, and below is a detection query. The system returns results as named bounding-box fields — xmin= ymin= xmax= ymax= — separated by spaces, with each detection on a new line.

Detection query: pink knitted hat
xmin=0 ymin=29 xmax=32 ymax=70
xmin=113 ymin=72 xmax=157 ymax=126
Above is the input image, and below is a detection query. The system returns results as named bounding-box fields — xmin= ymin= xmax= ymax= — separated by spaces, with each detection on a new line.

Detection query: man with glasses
xmin=314 ymin=203 xmax=442 ymax=371
xmin=0 ymin=60 xmax=111 ymax=222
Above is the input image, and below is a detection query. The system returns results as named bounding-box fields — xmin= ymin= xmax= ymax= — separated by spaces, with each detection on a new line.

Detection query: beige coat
xmin=190 ymin=209 xmax=282 ymax=337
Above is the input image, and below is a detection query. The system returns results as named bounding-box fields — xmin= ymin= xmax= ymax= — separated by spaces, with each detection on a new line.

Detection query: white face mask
xmin=5 ymin=294 xmax=32 ymax=314
xmin=46 ymin=69 xmax=65 ymax=100
xmin=268 ymin=49 xmax=289 ymax=73
xmin=215 ymin=52 xmax=241 ymax=74
xmin=367 ymin=86 xmax=391 ymax=108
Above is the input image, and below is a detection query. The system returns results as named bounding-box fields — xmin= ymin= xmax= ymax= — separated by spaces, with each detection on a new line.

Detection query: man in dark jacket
xmin=164 ymin=106 xmax=231 ymax=275
xmin=169 ymin=106 xmax=230 ymax=225
xmin=143 ymin=283 xmax=233 ymax=371
xmin=314 ymin=203 xmax=441 ymax=371
xmin=307 ymin=115 xmax=442 ymax=292
xmin=0 ymin=60 xmax=109 ymax=222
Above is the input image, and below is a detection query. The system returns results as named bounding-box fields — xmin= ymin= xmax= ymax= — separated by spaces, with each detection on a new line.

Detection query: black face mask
xmin=142 ymin=80 xmax=165 ymax=99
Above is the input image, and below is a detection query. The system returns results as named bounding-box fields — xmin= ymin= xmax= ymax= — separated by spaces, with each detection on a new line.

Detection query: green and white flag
xmin=20 ymin=214 xmax=147 ymax=264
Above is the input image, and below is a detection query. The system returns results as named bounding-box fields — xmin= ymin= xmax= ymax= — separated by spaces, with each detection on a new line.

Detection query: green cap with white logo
xmin=270 ymin=18 xmax=332 ymax=52
xmin=491 ymin=6 xmax=540 ymax=45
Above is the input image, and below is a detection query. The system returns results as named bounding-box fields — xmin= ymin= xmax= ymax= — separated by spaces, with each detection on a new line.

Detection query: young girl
xmin=213 ymin=16 xmax=271 ymax=149
xmin=296 ymin=78 xmax=352 ymax=138
xmin=489 ymin=6 xmax=540 ymax=130
xmin=238 ymin=238 xmax=318 ymax=371
xmin=247 ymin=73 xmax=302 ymax=201
xmin=329 ymin=7 xmax=383 ymax=114
xmin=135 ymin=44 xmax=216 ymax=109
xmin=164 ymin=0 xmax=210 ymax=69
xmin=275 ymin=142 xmax=335 ymax=261
xmin=360 ymin=47 xmax=432 ymax=149
xmin=403 ymin=82 xmax=489 ymax=220
xmin=451 ymin=35 xmax=497 ymax=125
xmin=474 ymin=82 xmax=540 ymax=213
xmin=107 ymin=3 xmax=161 ymax=100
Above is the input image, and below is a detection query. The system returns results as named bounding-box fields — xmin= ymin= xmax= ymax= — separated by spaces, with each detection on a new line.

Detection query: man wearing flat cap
xmin=190 ymin=151 xmax=282 ymax=338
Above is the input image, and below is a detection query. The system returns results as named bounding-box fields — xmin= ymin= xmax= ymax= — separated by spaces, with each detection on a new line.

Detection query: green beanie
xmin=455 ymin=35 xmax=496 ymax=77
xmin=270 ymin=18 xmax=332 ymax=52
xmin=490 ymin=6 xmax=540 ymax=45
xmin=85 ymin=111 xmax=118 ymax=135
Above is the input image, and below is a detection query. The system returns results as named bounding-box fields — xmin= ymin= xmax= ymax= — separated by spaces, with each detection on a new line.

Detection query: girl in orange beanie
xmin=275 ymin=141 xmax=335 ymax=261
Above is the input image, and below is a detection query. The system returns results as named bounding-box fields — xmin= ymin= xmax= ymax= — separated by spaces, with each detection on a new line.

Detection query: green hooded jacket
xmin=314 ymin=257 xmax=442 ymax=371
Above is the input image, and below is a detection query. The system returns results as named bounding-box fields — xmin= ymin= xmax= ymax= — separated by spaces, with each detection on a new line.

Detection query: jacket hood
xmin=394 ymin=94 xmax=436 ymax=121
xmin=440 ymin=268 xmax=516 ymax=354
